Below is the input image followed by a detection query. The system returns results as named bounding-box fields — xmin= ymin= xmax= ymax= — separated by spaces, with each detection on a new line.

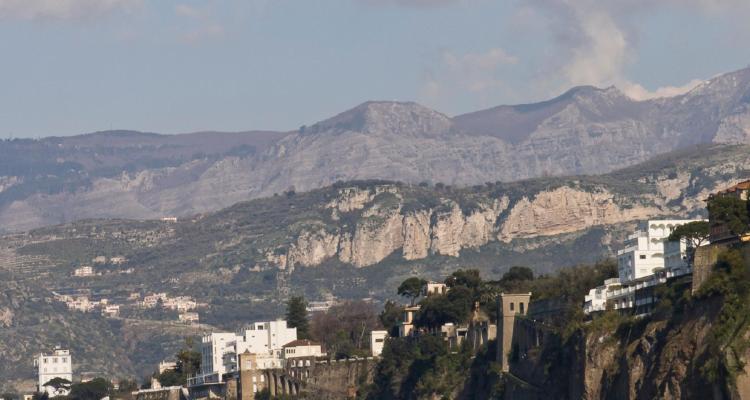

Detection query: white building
xmin=370 ymin=330 xmax=388 ymax=357
xmin=399 ymin=305 xmax=420 ymax=337
xmin=617 ymin=220 xmax=703 ymax=284
xmin=72 ymin=266 xmax=94 ymax=277
xmin=179 ymin=312 xmax=199 ymax=323
xmin=236 ymin=320 xmax=298 ymax=360
xmin=282 ymin=339 xmax=325 ymax=359
xmin=35 ymin=348 xmax=73 ymax=397
xmin=424 ymin=282 xmax=448 ymax=296
xmin=197 ymin=332 xmax=237 ymax=384
xmin=192 ymin=320 xmax=297 ymax=385
xmin=584 ymin=219 xmax=704 ymax=315
xmin=101 ymin=305 xmax=120 ymax=318
xmin=583 ymin=278 xmax=621 ymax=314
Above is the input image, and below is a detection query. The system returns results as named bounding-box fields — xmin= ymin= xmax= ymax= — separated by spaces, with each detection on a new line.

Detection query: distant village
xmin=25 ymin=180 xmax=750 ymax=400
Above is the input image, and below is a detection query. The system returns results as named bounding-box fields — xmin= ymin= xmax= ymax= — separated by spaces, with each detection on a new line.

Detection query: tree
xmin=414 ymin=286 xmax=474 ymax=330
xmin=43 ymin=377 xmax=72 ymax=389
xmin=397 ymin=277 xmax=427 ymax=305
xmin=156 ymin=339 xmax=201 ymax=386
xmin=286 ymin=296 xmax=310 ymax=339
xmin=668 ymin=220 xmax=710 ymax=264
xmin=69 ymin=378 xmax=110 ymax=400
xmin=708 ymin=196 xmax=750 ymax=236
xmin=500 ymin=266 xmax=534 ymax=282
xmin=310 ymin=300 xmax=380 ymax=358
xmin=379 ymin=301 xmax=404 ymax=337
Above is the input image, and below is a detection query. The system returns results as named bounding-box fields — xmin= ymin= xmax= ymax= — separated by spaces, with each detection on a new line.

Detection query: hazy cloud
xmin=522 ymin=0 xmax=748 ymax=100
xmin=0 ymin=0 xmax=141 ymax=20
xmin=621 ymin=79 xmax=704 ymax=100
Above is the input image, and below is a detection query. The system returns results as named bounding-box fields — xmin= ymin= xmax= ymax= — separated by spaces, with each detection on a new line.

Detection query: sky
xmin=1 ymin=0 xmax=749 ymax=138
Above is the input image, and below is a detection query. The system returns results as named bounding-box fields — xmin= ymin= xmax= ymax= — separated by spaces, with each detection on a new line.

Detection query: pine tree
xmin=286 ymin=296 xmax=310 ymax=339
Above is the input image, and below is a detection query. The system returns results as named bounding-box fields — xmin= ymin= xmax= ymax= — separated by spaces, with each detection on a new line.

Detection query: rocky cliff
xmin=3 ymin=66 xmax=750 ymax=232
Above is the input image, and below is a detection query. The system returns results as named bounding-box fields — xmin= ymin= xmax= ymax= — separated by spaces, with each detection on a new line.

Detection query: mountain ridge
xmin=2 ymin=66 xmax=750 ymax=232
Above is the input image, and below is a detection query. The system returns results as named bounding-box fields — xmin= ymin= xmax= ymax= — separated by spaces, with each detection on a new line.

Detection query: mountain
xmin=2 ymin=143 xmax=749 ymax=389
xmin=3 ymin=66 xmax=750 ymax=232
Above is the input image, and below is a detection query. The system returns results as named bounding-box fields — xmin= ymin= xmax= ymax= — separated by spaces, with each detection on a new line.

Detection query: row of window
xmin=42 ymin=357 xmax=67 ymax=363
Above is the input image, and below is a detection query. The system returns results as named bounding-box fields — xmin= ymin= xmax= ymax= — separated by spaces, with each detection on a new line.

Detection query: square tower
xmin=497 ymin=293 xmax=531 ymax=372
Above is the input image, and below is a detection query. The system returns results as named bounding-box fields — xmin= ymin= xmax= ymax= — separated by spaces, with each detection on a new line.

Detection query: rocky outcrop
xmin=498 ymin=187 xmax=661 ymax=242
xmin=269 ymin=183 xmax=664 ymax=269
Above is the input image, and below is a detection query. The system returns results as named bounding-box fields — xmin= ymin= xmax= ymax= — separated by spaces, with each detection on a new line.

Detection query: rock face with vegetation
xmin=3 ymin=67 xmax=750 ymax=232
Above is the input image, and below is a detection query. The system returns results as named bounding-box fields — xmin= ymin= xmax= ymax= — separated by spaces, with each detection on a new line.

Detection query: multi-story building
xmin=583 ymin=278 xmax=621 ymax=314
xmin=617 ymin=220 xmax=703 ymax=284
xmin=584 ymin=219 xmax=703 ymax=315
xmin=35 ymin=348 xmax=73 ymax=397
xmin=398 ymin=305 xmax=420 ymax=337
xmin=191 ymin=320 xmax=298 ymax=385
xmin=197 ymin=332 xmax=237 ymax=384
xmin=236 ymin=320 xmax=298 ymax=360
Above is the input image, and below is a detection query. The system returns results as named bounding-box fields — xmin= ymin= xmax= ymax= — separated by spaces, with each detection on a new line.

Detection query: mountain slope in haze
xmin=3 ymin=67 xmax=750 ymax=232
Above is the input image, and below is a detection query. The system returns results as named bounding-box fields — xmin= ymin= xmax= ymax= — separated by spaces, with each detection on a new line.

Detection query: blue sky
xmin=1 ymin=0 xmax=749 ymax=138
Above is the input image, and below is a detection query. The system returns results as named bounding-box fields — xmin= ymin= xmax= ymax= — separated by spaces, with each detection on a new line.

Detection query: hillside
xmin=1 ymin=144 xmax=750 ymax=389
xmin=3 ymin=66 xmax=750 ymax=232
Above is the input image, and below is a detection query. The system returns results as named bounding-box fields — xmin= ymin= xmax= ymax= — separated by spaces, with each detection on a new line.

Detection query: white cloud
xmin=621 ymin=79 xmax=704 ymax=100
xmin=0 ymin=0 xmax=141 ymax=20
xmin=521 ymin=0 xmax=747 ymax=101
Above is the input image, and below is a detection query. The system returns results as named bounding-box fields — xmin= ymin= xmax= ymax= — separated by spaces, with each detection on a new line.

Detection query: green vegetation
xmin=397 ymin=277 xmax=427 ymax=305
xmin=708 ymin=196 xmax=750 ymax=236
xmin=155 ymin=340 xmax=201 ymax=386
xmin=695 ymin=248 xmax=750 ymax=386
xmin=286 ymin=296 xmax=310 ymax=340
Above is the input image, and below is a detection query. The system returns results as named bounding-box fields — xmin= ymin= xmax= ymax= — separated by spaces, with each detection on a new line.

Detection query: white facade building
xmin=617 ymin=220 xmax=703 ymax=284
xmin=72 ymin=266 xmax=94 ymax=277
xmin=424 ymin=282 xmax=448 ymax=296
xmin=583 ymin=219 xmax=703 ymax=315
xmin=199 ymin=332 xmax=237 ymax=382
xmin=583 ymin=278 xmax=621 ymax=314
xmin=35 ymin=348 xmax=73 ymax=397
xmin=236 ymin=320 xmax=298 ymax=360
xmin=370 ymin=330 xmax=388 ymax=357
xmin=192 ymin=320 xmax=297 ymax=385
xmin=282 ymin=340 xmax=325 ymax=359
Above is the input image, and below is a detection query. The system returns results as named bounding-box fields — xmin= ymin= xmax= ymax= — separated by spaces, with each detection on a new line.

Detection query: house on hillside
xmin=34 ymin=348 xmax=73 ymax=397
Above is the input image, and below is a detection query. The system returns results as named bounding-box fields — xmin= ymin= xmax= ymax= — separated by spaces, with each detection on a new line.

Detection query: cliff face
xmin=256 ymin=143 xmax=749 ymax=269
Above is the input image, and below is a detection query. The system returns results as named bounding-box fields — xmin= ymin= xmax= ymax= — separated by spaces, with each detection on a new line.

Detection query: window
xmin=62 ymin=358 xmax=66 ymax=363
xmin=43 ymin=358 xmax=48 ymax=364
xmin=639 ymin=255 xmax=646 ymax=259
xmin=53 ymin=358 xmax=58 ymax=363
xmin=520 ymin=302 xmax=525 ymax=314
xmin=509 ymin=302 xmax=514 ymax=311
xmin=375 ymin=339 xmax=384 ymax=343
